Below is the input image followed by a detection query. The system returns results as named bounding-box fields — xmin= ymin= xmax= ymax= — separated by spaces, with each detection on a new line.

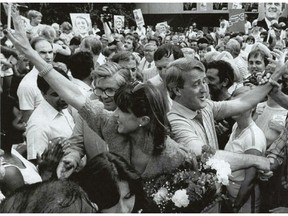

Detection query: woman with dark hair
xmin=4 ymin=4 xmax=272 ymax=200
xmin=71 ymin=152 xmax=145 ymax=213
xmin=57 ymin=81 xmax=192 ymax=179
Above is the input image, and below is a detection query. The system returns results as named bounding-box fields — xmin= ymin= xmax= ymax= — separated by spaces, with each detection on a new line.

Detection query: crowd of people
xmin=0 ymin=2 xmax=288 ymax=213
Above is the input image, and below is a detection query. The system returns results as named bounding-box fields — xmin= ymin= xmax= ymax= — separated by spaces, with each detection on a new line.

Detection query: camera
xmin=101 ymin=6 xmax=112 ymax=23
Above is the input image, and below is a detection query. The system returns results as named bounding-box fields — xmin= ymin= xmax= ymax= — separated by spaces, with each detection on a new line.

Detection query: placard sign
xmin=133 ymin=9 xmax=145 ymax=27
xmin=229 ymin=9 xmax=245 ymax=33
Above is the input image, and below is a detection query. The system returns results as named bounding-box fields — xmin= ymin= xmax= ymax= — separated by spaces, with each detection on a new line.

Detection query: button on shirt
xmin=26 ymin=100 xmax=75 ymax=160
xmin=168 ymin=100 xmax=228 ymax=155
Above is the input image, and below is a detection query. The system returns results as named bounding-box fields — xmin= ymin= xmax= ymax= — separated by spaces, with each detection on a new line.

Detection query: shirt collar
xmin=265 ymin=17 xmax=278 ymax=29
xmin=171 ymin=101 xmax=199 ymax=119
xmin=41 ymin=99 xmax=62 ymax=120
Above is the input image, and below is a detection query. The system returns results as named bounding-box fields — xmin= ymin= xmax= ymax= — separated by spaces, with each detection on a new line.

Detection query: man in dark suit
xmin=257 ymin=3 xmax=283 ymax=31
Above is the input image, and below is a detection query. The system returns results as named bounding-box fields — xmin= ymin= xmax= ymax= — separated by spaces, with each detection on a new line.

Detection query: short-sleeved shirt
xmin=168 ymin=100 xmax=228 ymax=155
xmin=225 ymin=121 xmax=266 ymax=182
xmin=17 ymin=67 xmax=43 ymax=111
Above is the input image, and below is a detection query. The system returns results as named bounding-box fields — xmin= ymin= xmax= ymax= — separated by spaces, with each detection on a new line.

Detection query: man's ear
xmin=172 ymin=87 xmax=181 ymax=97
xmin=139 ymin=116 xmax=150 ymax=127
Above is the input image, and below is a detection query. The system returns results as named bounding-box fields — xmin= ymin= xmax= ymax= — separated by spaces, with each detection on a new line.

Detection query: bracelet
xmin=38 ymin=64 xmax=53 ymax=77
xmin=268 ymin=78 xmax=281 ymax=88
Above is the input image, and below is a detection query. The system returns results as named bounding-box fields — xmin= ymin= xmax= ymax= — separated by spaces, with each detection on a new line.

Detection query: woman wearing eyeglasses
xmin=5 ymin=3 xmax=272 ymax=185
xmin=63 ymin=80 xmax=194 ymax=179
xmin=4 ymin=5 xmax=196 ymax=182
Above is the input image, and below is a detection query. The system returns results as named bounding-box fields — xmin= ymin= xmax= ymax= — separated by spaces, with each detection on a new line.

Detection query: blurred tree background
xmin=1 ymin=3 xmax=136 ymax=28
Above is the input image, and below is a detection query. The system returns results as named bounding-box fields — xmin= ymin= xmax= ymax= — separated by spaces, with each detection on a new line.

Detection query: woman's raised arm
xmin=3 ymin=3 xmax=85 ymax=110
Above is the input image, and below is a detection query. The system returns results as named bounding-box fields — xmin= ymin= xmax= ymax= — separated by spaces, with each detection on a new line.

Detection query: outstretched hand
xmin=269 ymin=51 xmax=288 ymax=81
xmin=37 ymin=137 xmax=65 ymax=180
xmin=2 ymin=3 xmax=33 ymax=56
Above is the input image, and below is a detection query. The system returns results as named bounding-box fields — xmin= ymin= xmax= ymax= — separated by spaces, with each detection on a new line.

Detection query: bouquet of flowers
xmin=143 ymin=146 xmax=231 ymax=213
xmin=243 ymin=71 xmax=272 ymax=86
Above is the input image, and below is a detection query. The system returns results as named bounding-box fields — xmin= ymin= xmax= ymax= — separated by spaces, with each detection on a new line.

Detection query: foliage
xmin=1 ymin=3 xmax=136 ymax=28
xmin=142 ymin=147 xmax=231 ymax=213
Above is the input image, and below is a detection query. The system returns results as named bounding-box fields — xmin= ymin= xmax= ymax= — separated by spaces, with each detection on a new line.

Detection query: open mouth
xmin=199 ymin=95 xmax=206 ymax=101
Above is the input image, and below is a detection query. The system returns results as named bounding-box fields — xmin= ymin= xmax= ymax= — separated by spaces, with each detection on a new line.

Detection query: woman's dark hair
xmin=71 ymin=152 xmax=144 ymax=211
xmin=0 ymin=180 xmax=97 ymax=213
xmin=114 ymin=83 xmax=170 ymax=155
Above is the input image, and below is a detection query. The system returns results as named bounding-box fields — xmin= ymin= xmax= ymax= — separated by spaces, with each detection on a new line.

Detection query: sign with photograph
xmin=229 ymin=9 xmax=245 ymax=33
xmin=70 ymin=13 xmax=92 ymax=37
xmin=133 ymin=9 xmax=145 ymax=27
xmin=114 ymin=15 xmax=125 ymax=33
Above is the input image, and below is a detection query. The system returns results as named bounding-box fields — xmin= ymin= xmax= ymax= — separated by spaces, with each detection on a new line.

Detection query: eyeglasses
xmin=92 ymin=82 xmax=116 ymax=97
xmin=93 ymin=87 xmax=116 ymax=97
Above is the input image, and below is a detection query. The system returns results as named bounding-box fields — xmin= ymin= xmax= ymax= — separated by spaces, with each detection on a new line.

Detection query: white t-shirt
xmin=224 ymin=121 xmax=266 ymax=182
xmin=17 ymin=67 xmax=43 ymax=111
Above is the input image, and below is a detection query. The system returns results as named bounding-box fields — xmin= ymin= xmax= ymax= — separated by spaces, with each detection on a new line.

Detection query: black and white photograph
xmin=0 ymin=1 xmax=288 ymax=213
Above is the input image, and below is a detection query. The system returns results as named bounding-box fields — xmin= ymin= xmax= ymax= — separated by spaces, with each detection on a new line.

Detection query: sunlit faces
xmin=114 ymin=108 xmax=141 ymax=134
xmin=143 ymin=45 xmax=156 ymax=62
xmin=179 ymin=35 xmax=185 ymax=42
xmin=155 ymin=54 xmax=175 ymax=79
xmin=264 ymin=3 xmax=282 ymax=21
xmin=198 ymin=48 xmax=208 ymax=61
xmin=17 ymin=59 xmax=31 ymax=74
xmin=44 ymin=88 xmax=68 ymax=112
xmin=248 ymin=54 xmax=266 ymax=75
xmin=75 ymin=17 xmax=89 ymax=34
xmin=206 ymin=68 xmax=222 ymax=95
xmin=101 ymin=181 xmax=135 ymax=213
xmin=182 ymin=47 xmax=195 ymax=59
xmin=171 ymin=35 xmax=179 ymax=45
xmin=246 ymin=38 xmax=254 ymax=45
xmin=118 ymin=55 xmax=137 ymax=72
xmin=124 ymin=38 xmax=134 ymax=51
xmin=31 ymin=16 xmax=42 ymax=25
xmin=177 ymin=70 xmax=209 ymax=111
xmin=94 ymin=76 xmax=120 ymax=111
xmin=34 ymin=40 xmax=53 ymax=63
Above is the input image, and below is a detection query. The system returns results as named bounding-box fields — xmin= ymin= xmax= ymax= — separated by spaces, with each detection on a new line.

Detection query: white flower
xmin=153 ymin=187 xmax=169 ymax=205
xmin=206 ymin=158 xmax=231 ymax=186
xmin=171 ymin=189 xmax=190 ymax=208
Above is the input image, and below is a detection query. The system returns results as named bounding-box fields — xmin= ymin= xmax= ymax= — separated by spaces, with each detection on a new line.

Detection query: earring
xmin=139 ymin=124 xmax=142 ymax=127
